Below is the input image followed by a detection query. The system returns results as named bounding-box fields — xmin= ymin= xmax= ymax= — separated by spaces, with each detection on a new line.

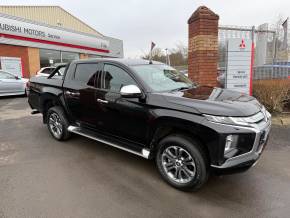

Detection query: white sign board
xmin=226 ymin=38 xmax=252 ymax=94
xmin=0 ymin=57 xmax=22 ymax=77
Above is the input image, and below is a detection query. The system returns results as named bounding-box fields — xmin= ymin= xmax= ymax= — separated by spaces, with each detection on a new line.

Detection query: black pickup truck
xmin=28 ymin=58 xmax=271 ymax=191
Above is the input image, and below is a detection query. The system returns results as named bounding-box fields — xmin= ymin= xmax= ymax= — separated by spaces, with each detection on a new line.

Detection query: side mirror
xmin=15 ymin=76 xmax=20 ymax=80
xmin=120 ymin=85 xmax=142 ymax=98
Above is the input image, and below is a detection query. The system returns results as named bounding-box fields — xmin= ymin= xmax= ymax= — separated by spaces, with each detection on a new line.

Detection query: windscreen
xmin=132 ymin=64 xmax=193 ymax=92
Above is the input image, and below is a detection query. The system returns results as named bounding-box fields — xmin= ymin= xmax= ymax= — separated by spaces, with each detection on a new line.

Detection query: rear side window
xmin=74 ymin=63 xmax=98 ymax=86
xmin=103 ymin=64 xmax=136 ymax=92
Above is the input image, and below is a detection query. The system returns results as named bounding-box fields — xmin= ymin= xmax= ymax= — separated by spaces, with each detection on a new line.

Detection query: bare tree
xmin=270 ymin=14 xmax=288 ymax=61
xmin=272 ymin=14 xmax=285 ymax=40
xmin=142 ymin=43 xmax=188 ymax=67
xmin=142 ymin=47 xmax=166 ymax=63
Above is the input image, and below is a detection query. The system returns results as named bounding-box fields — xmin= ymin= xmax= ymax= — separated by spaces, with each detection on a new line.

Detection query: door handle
xmin=65 ymin=90 xmax=80 ymax=97
xmin=97 ymin=98 xmax=108 ymax=104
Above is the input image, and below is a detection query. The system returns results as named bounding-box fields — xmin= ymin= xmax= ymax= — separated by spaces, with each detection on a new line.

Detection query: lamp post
xmin=165 ymin=48 xmax=171 ymax=66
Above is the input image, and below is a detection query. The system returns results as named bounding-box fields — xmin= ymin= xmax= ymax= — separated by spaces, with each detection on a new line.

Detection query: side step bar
xmin=68 ymin=126 xmax=150 ymax=159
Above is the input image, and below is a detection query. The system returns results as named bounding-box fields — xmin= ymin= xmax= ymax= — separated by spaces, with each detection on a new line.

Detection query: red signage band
xmin=249 ymin=41 xmax=255 ymax=96
xmin=0 ymin=32 xmax=110 ymax=53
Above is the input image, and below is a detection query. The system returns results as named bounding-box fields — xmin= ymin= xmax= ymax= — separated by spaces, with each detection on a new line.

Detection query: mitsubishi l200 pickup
xmin=28 ymin=58 xmax=271 ymax=191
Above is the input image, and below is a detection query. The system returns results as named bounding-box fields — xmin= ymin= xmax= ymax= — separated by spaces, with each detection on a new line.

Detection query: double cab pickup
xmin=28 ymin=58 xmax=271 ymax=191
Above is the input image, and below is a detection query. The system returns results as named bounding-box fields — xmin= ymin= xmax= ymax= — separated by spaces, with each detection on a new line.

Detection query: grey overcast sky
xmin=1 ymin=0 xmax=290 ymax=57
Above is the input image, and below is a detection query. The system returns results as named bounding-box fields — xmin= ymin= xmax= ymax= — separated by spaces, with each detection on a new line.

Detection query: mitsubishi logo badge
xmin=239 ymin=39 xmax=246 ymax=49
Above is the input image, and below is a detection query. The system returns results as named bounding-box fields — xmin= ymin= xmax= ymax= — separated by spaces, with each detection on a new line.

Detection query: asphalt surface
xmin=0 ymin=97 xmax=290 ymax=218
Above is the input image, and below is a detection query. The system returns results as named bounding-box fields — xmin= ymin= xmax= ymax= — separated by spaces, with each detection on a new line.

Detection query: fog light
xmin=224 ymin=135 xmax=238 ymax=154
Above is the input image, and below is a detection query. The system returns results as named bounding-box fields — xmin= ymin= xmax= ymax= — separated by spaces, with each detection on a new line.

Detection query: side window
xmin=74 ymin=63 xmax=98 ymax=86
xmin=103 ymin=64 xmax=136 ymax=92
xmin=0 ymin=71 xmax=14 ymax=79
xmin=57 ymin=67 xmax=66 ymax=76
xmin=41 ymin=68 xmax=54 ymax=75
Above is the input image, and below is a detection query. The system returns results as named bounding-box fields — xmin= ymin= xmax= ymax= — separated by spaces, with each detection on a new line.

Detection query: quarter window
xmin=74 ymin=63 xmax=98 ymax=86
xmin=103 ymin=64 xmax=136 ymax=92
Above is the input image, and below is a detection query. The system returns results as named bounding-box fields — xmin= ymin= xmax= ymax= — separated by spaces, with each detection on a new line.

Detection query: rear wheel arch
xmin=40 ymin=93 xmax=65 ymax=123
xmin=46 ymin=106 xmax=71 ymax=141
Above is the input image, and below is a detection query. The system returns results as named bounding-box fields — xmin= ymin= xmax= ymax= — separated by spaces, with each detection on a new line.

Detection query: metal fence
xmin=218 ymin=24 xmax=290 ymax=82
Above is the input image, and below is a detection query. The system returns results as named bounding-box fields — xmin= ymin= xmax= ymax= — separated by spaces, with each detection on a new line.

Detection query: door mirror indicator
xmin=120 ymin=85 xmax=142 ymax=98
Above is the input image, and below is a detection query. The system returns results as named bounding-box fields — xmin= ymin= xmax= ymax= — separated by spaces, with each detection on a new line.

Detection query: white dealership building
xmin=0 ymin=6 xmax=123 ymax=78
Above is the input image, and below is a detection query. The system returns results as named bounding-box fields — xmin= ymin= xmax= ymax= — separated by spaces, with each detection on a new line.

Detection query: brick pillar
xmin=27 ymin=47 xmax=40 ymax=77
xmin=188 ymin=6 xmax=219 ymax=87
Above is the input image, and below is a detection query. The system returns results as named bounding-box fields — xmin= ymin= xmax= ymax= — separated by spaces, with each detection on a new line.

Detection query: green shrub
xmin=253 ymin=79 xmax=290 ymax=113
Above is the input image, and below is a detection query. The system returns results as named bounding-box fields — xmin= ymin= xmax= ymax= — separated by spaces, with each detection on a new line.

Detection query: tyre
xmin=46 ymin=106 xmax=71 ymax=141
xmin=156 ymin=134 xmax=209 ymax=191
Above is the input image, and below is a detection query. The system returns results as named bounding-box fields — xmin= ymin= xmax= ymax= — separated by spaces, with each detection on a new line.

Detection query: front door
xmin=95 ymin=63 xmax=148 ymax=144
xmin=63 ymin=63 xmax=101 ymax=128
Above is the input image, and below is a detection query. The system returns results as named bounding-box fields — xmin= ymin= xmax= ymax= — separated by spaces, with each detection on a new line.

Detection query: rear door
xmin=63 ymin=62 xmax=101 ymax=128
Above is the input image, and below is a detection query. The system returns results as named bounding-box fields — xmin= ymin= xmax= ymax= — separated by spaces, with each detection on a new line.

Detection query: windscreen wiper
xmin=170 ymin=84 xmax=196 ymax=92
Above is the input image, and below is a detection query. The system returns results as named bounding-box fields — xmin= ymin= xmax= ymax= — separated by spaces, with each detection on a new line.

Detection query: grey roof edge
xmin=0 ymin=5 xmax=103 ymax=36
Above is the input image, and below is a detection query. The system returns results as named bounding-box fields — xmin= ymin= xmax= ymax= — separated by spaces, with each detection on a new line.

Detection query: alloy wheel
xmin=161 ymin=145 xmax=196 ymax=184
xmin=48 ymin=112 xmax=63 ymax=139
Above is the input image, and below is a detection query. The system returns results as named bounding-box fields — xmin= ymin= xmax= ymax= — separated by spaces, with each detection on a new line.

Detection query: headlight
xmin=261 ymin=106 xmax=271 ymax=119
xmin=203 ymin=114 xmax=251 ymax=127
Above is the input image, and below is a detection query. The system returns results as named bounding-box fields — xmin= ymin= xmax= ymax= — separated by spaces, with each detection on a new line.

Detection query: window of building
xmin=39 ymin=49 xmax=79 ymax=68
xmin=40 ymin=49 xmax=61 ymax=67
xmin=74 ymin=63 xmax=98 ymax=86
xmin=62 ymin=51 xmax=79 ymax=63
xmin=103 ymin=64 xmax=136 ymax=92
xmin=88 ymin=54 xmax=103 ymax=59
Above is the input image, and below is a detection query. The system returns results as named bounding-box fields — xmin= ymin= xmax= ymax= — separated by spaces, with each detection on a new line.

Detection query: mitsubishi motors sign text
xmin=0 ymin=15 xmax=110 ymax=54
xmin=0 ymin=22 xmax=49 ymax=38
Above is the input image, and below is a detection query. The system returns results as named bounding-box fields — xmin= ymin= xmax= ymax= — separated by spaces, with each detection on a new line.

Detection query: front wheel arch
xmin=149 ymin=121 xmax=211 ymax=164
xmin=155 ymin=134 xmax=209 ymax=191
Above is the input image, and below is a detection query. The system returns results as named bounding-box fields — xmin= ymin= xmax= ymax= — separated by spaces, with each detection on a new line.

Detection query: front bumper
xmin=210 ymin=118 xmax=271 ymax=170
